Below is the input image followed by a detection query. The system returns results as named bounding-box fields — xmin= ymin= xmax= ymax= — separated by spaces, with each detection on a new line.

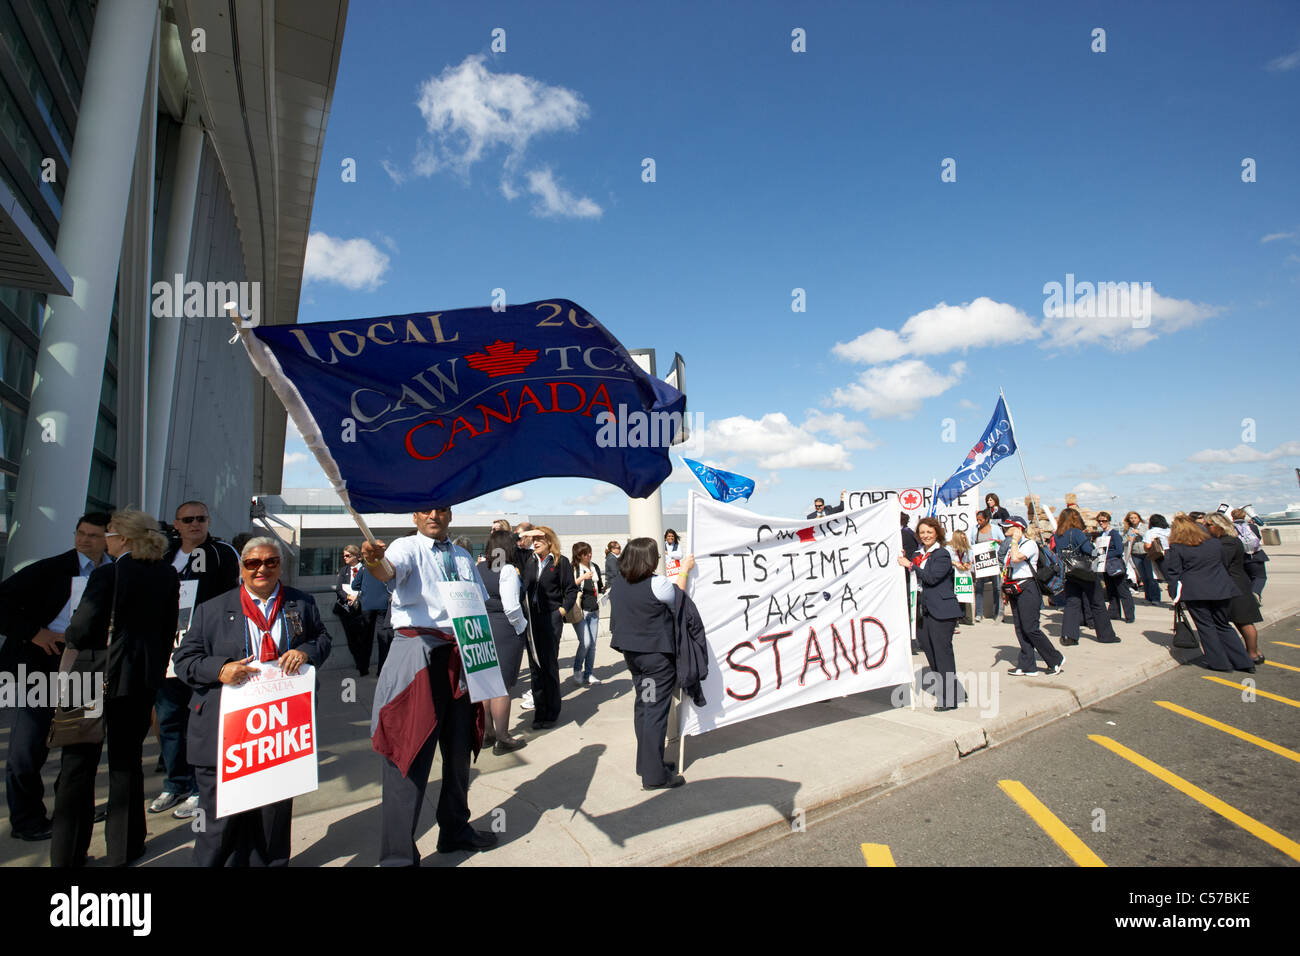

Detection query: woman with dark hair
xmin=1096 ymin=512 xmax=1135 ymax=623
xmin=897 ymin=517 xmax=964 ymax=710
xmin=520 ymin=525 xmax=576 ymax=729
xmin=1164 ymin=516 xmax=1254 ymax=672
xmin=1230 ymin=508 xmax=1268 ymax=603
xmin=611 ymin=538 xmax=694 ymax=789
xmin=662 ymin=529 xmax=683 ymax=570
xmin=51 ymin=510 xmax=180 ymax=867
xmin=1143 ymin=513 xmax=1171 ymax=600
xmin=1204 ymin=514 xmax=1264 ymax=665
xmin=480 ymin=530 xmax=528 ymax=753
xmin=1124 ymin=511 xmax=1159 ymax=604
xmin=604 ymin=541 xmax=623 ymax=639
xmin=984 ymin=493 xmax=1011 ymax=522
xmin=570 ymin=541 xmax=603 ymax=686
xmin=1053 ymin=508 xmax=1118 ymax=646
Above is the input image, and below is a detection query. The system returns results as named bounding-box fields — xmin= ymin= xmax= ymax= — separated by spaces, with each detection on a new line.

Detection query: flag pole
xmin=999 ymin=387 xmax=1053 ymax=534
xmin=229 ymin=307 xmax=378 ymax=544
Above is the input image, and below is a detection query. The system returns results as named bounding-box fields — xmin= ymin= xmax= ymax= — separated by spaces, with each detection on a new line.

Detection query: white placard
xmin=165 ymin=581 xmax=199 ymax=680
xmin=680 ymin=493 xmax=911 ymax=737
xmin=437 ymin=581 xmax=507 ymax=702
xmin=971 ymin=540 xmax=1001 ymax=579
xmin=216 ymin=664 xmax=317 ymax=818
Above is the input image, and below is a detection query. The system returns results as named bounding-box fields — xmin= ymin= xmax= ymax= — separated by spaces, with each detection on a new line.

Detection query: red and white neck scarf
xmin=241 ymin=585 xmax=285 ymax=662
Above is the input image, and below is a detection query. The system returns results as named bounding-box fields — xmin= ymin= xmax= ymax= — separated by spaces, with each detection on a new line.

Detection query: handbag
xmin=1149 ymin=536 xmax=1165 ymax=561
xmin=1058 ymin=539 xmax=1097 ymax=583
xmin=1172 ymin=603 xmax=1199 ymax=649
xmin=47 ymin=565 xmax=118 ymax=749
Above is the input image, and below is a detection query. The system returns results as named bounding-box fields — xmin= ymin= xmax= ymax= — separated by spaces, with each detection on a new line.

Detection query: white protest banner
xmin=845 ymin=486 xmax=978 ymax=540
xmin=680 ymin=492 xmax=911 ymax=737
xmin=217 ymin=664 xmax=317 ymax=818
xmin=437 ymin=581 xmax=507 ymax=702
xmin=165 ymin=581 xmax=199 ymax=680
xmin=971 ymin=540 xmax=1001 ymax=579
xmin=954 ymin=572 xmax=974 ymax=604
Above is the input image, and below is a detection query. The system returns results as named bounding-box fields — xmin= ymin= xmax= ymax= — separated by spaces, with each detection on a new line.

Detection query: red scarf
xmin=912 ymin=545 xmax=938 ymax=569
xmin=241 ymin=585 xmax=285 ymax=662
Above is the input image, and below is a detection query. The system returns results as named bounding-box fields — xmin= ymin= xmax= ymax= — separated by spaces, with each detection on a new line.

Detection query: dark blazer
xmin=352 ymin=566 xmax=391 ymax=613
xmin=0 ymin=548 xmax=86 ymax=672
xmin=173 ymin=585 xmax=330 ymax=768
xmin=806 ymin=501 xmax=844 ymax=519
xmin=1102 ymin=528 xmax=1126 ymax=576
xmin=901 ymin=526 xmax=919 ymax=560
xmin=1163 ymin=540 xmax=1236 ymax=602
xmin=333 ymin=564 xmax=362 ymax=615
xmin=915 ymin=547 xmax=963 ymax=621
xmin=610 ymin=577 xmax=676 ymax=654
xmin=673 ymin=590 xmax=709 ymax=706
xmin=64 ymin=554 xmax=180 ymax=698
xmin=165 ymin=535 xmax=240 ymax=606
xmin=1054 ymin=528 xmax=1095 ymax=556
xmin=525 ymin=553 xmax=578 ymax=616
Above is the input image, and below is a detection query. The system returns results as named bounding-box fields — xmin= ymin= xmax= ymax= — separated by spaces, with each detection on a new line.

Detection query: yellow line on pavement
xmin=1265 ymin=660 xmax=1300 ymax=673
xmin=1154 ymin=701 xmax=1300 ymax=764
xmin=1272 ymin=641 xmax=1300 ymax=649
xmin=1089 ymin=735 xmax=1300 ymax=862
xmin=1201 ymin=676 xmax=1300 ymax=709
xmin=860 ymin=843 xmax=896 ymax=866
xmin=997 ymin=780 xmax=1106 ymax=867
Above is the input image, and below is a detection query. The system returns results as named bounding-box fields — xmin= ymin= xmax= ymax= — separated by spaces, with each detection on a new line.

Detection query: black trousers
xmin=1104 ymin=573 xmax=1135 ymax=622
xmin=917 ymin=614 xmax=959 ymax=707
xmin=50 ymin=694 xmax=154 ymax=867
xmin=622 ymin=651 xmax=676 ymax=787
xmin=340 ymin=608 xmax=377 ymax=674
xmin=1243 ymin=556 xmax=1267 ymax=598
xmin=526 ymin=608 xmax=563 ymax=723
xmin=373 ymin=608 xmax=394 ymax=675
xmin=1184 ymin=600 xmax=1254 ymax=672
xmin=379 ymin=644 xmax=474 ymax=867
xmin=6 ymin=699 xmax=53 ymax=834
xmin=1010 ymin=580 xmax=1063 ymax=671
xmin=193 ymin=765 xmax=292 ymax=867
xmin=1062 ymin=578 xmax=1118 ymax=642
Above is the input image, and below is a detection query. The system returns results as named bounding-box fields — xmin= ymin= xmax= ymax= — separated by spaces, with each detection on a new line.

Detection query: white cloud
xmin=565 ymin=483 xmax=616 ymax=506
xmin=833 ymin=298 xmax=1038 ymax=364
xmin=573 ymin=509 xmax=590 ymax=516
xmin=523 ymin=167 xmax=602 ymax=219
xmin=1041 ymin=286 xmax=1220 ymax=350
xmin=1150 ymin=483 xmax=1175 ymax=492
xmin=1073 ymin=482 xmax=1109 ymax=496
xmin=1117 ymin=462 xmax=1169 ymax=475
xmin=412 ymin=55 xmax=588 ymax=176
xmin=1265 ymin=48 xmax=1300 ymax=72
xmin=380 ymin=159 xmax=405 ymax=185
xmin=283 ymin=451 xmax=309 ymax=468
xmin=501 ymin=488 xmax=524 ymax=502
xmin=1064 ymin=436 xmax=1078 ymax=448
xmin=303 ymin=233 xmax=391 ymax=290
xmin=1187 ymin=440 xmax=1300 ymax=463
xmin=830 ymin=360 xmax=966 ymax=419
xmin=1261 ymin=232 xmax=1295 ymax=243
xmin=801 ymin=410 xmax=878 ymax=450
xmin=681 ymin=412 xmax=852 ymax=471
xmin=958 ymin=398 xmax=976 ymax=410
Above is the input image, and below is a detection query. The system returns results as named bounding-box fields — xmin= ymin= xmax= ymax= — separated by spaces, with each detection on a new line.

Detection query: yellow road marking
xmin=1154 ymin=701 xmax=1300 ymax=763
xmin=997 ymin=780 xmax=1106 ymax=867
xmin=1265 ymin=660 xmax=1300 ymax=673
xmin=1272 ymin=641 xmax=1300 ymax=649
xmin=860 ymin=843 xmax=896 ymax=866
xmin=1201 ymin=675 xmax=1300 ymax=709
xmin=1089 ymin=735 xmax=1300 ymax=862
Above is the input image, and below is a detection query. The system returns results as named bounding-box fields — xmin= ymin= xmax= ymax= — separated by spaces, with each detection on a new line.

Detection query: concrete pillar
xmin=4 ymin=0 xmax=159 ymax=573
xmin=146 ymin=113 xmax=205 ymax=518
xmin=626 ymin=351 xmax=666 ymax=573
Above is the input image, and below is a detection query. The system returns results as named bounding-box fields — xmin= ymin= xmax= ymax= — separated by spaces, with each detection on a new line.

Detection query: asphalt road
xmin=725 ymin=614 xmax=1300 ymax=868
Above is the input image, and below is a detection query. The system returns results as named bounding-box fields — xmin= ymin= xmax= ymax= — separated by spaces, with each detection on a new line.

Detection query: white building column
xmin=146 ymin=112 xmax=205 ymax=518
xmin=4 ymin=0 xmax=159 ymax=573
xmin=626 ymin=350 xmax=666 ymax=573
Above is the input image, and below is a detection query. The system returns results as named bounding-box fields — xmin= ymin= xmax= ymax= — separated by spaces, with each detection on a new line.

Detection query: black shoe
xmin=11 ymin=822 xmax=52 ymax=841
xmin=934 ymin=704 xmax=958 ymax=712
xmin=663 ymin=762 xmax=676 ymax=774
xmin=437 ymin=829 xmax=497 ymax=853
xmin=93 ymin=804 xmax=107 ymax=823
xmin=642 ymin=773 xmax=686 ymax=791
xmin=1096 ymin=636 xmax=1121 ymax=644
xmin=531 ymin=720 xmax=555 ymax=730
xmin=492 ymin=737 xmax=527 ymax=755
xmin=1236 ymin=665 xmax=1257 ymax=674
xmin=1061 ymin=637 xmax=1079 ymax=646
xmin=1252 ymin=655 xmax=1265 ymax=665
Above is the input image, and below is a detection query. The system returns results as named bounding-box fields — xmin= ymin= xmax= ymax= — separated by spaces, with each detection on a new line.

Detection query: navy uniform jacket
xmin=173 ymin=585 xmax=330 ymax=768
xmin=1163 ymin=540 xmax=1237 ymax=602
xmin=916 ymin=547 xmax=963 ymax=621
xmin=0 ymin=548 xmax=85 ymax=672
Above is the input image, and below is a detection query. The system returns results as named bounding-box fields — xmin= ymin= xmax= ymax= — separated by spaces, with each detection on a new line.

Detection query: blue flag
xmin=935 ymin=396 xmax=1017 ymax=507
xmin=244 ymin=299 xmax=685 ymax=513
xmin=683 ymin=459 xmax=755 ymax=503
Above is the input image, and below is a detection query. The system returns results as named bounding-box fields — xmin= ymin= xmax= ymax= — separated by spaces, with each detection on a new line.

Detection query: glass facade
xmin=299 ymin=546 xmax=346 ymax=578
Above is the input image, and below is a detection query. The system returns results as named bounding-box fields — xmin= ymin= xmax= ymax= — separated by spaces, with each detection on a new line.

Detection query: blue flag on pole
xmin=935 ymin=396 xmax=1017 ymax=507
xmin=682 ymin=458 xmax=755 ymax=503
xmin=243 ymin=299 xmax=685 ymax=513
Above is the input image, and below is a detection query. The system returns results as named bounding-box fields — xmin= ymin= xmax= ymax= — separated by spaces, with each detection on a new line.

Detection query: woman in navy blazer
xmin=1053 ymin=508 xmax=1119 ymax=646
xmin=898 ymin=517 xmax=963 ymax=711
xmin=1163 ymin=516 xmax=1254 ymax=672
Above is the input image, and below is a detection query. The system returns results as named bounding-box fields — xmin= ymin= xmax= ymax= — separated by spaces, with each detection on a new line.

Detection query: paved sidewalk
xmin=3 ymin=549 xmax=1296 ymax=867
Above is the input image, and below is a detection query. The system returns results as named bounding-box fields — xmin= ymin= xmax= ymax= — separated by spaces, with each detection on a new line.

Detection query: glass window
xmin=0 ymin=3 xmax=75 ymax=157
xmin=0 ymin=285 xmax=46 ymax=335
xmin=0 ymin=324 xmax=36 ymax=397
xmin=86 ymin=457 xmax=113 ymax=507
xmin=298 ymin=546 xmax=345 ymax=577
xmin=0 ymin=401 xmax=27 ymax=463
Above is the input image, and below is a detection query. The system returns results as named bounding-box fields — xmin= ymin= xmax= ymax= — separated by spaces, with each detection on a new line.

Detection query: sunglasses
xmin=242 ymin=557 xmax=281 ymax=571
xmin=178 ymin=515 xmax=209 ymax=524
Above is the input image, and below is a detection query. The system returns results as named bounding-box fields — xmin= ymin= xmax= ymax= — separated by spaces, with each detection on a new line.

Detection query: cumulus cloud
xmin=1117 ymin=462 xmax=1169 ymax=475
xmin=801 ymin=410 xmax=878 ymax=450
xmin=682 ymin=412 xmax=853 ymax=471
xmin=1073 ymin=482 xmax=1110 ymax=496
xmin=1187 ymin=440 xmax=1300 ymax=463
xmin=303 ymin=233 xmax=391 ymax=290
xmin=523 ymin=168 xmax=602 ymax=219
xmin=283 ymin=451 xmax=309 ymax=468
xmin=1261 ymin=232 xmax=1296 ymax=243
xmin=1041 ymin=286 xmax=1221 ymax=350
xmin=501 ymin=488 xmax=524 ymax=502
xmin=565 ymin=483 xmax=616 ymax=506
xmin=830 ymin=360 xmax=966 ymax=419
xmin=833 ymin=298 xmax=1039 ymax=364
xmin=1265 ymin=48 xmax=1300 ymax=72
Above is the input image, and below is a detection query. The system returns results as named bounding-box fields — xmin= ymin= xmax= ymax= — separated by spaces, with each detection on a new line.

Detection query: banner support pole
xmin=999 ymin=387 xmax=1054 ymax=534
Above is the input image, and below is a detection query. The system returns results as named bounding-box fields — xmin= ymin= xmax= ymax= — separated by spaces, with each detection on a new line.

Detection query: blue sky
xmin=282 ymin=0 xmax=1300 ymax=521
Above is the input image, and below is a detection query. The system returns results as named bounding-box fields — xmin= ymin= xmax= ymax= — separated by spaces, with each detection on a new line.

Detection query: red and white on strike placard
xmin=216 ymin=665 xmax=318 ymax=818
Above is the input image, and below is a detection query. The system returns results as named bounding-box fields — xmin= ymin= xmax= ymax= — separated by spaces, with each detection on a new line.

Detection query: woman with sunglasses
xmin=51 ymin=510 xmax=180 ymax=867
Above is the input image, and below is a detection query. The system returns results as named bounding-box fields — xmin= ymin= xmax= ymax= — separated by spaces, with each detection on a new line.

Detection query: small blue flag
xmin=683 ymin=458 xmax=755 ymax=503
xmin=935 ymin=396 xmax=1017 ymax=507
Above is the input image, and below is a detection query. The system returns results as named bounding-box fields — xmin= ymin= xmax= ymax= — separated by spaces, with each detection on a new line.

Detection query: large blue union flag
xmin=244 ymin=299 xmax=685 ymax=513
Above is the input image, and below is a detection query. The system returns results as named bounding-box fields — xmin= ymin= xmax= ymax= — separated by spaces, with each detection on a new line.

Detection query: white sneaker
xmin=172 ymin=793 xmax=201 ymax=819
xmin=584 ymin=675 xmax=602 ymax=686
xmin=1047 ymin=659 xmax=1065 ymax=676
xmin=148 ymin=791 xmax=182 ymax=814
xmin=519 ymin=691 xmax=534 ymax=711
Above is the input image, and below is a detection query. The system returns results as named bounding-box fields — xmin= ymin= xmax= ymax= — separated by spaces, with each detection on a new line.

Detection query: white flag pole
xmin=999 ymin=387 xmax=1054 ymax=534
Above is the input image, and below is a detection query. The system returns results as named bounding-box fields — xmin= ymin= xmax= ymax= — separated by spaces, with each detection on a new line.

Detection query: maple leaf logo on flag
xmin=964 ymin=440 xmax=985 ymax=463
xmin=465 ymin=340 xmax=540 ymax=377
xmin=900 ymin=488 xmax=923 ymax=510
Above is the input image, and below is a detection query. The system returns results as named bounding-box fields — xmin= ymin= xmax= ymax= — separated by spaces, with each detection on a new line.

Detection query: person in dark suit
xmin=351 ymin=560 xmax=393 ymax=676
xmin=1203 ymin=514 xmax=1264 ymax=665
xmin=604 ymin=540 xmax=623 ymax=640
xmin=1053 ymin=508 xmax=1119 ymax=646
xmin=50 ymin=510 xmax=179 ymax=867
xmin=899 ymin=512 xmax=919 ymax=559
xmin=611 ymin=538 xmax=694 ymax=789
xmin=1163 ymin=516 xmax=1254 ymax=673
xmin=172 ymin=536 xmax=330 ymax=866
xmin=1096 ymin=512 xmax=1135 ymax=623
xmin=984 ymin=493 xmax=1011 ymax=522
xmin=898 ymin=518 xmax=964 ymax=710
xmin=0 ymin=512 xmax=112 ymax=842
xmin=480 ymin=529 xmax=529 ymax=755
xmin=807 ymin=491 xmax=847 ymax=519
xmin=520 ymin=525 xmax=577 ymax=728
xmin=334 ymin=544 xmax=370 ymax=675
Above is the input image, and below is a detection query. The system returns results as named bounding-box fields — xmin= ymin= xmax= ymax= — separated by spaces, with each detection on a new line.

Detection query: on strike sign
xmin=217 ymin=665 xmax=317 ymax=818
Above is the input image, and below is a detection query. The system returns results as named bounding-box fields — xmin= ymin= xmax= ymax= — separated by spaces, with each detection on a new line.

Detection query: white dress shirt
xmin=49 ymin=551 xmax=110 ymax=633
xmin=386 ymin=534 xmax=489 ymax=641
xmin=243 ymin=584 xmax=286 ymax=659
xmin=499 ymin=564 xmax=527 ymax=635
